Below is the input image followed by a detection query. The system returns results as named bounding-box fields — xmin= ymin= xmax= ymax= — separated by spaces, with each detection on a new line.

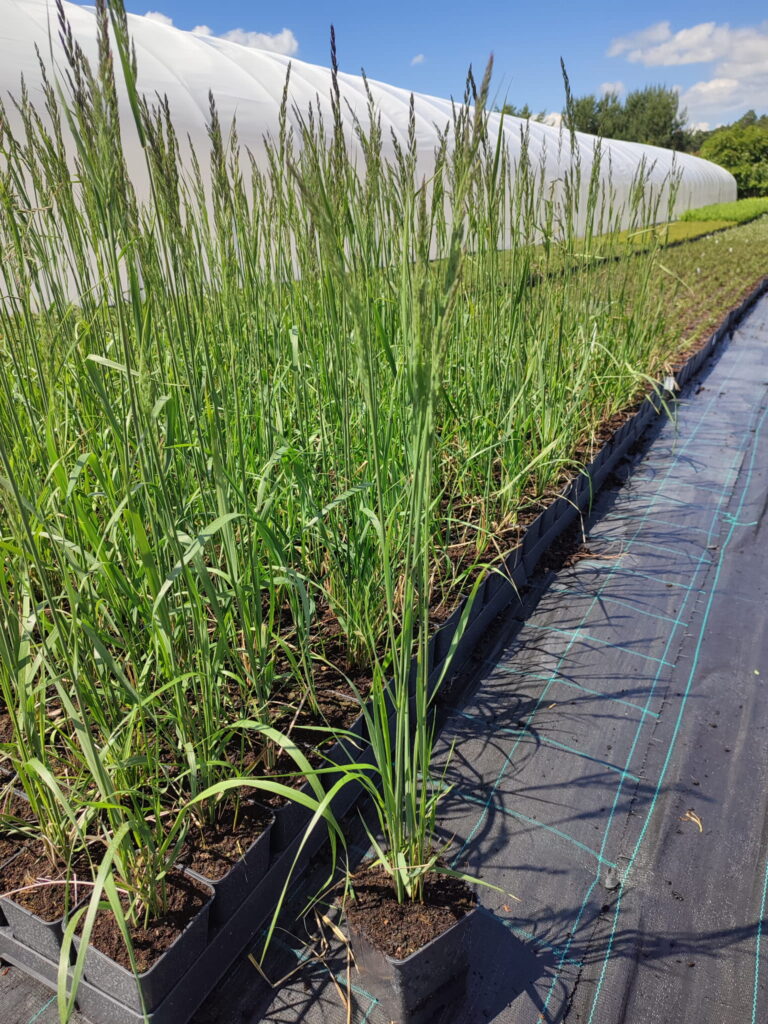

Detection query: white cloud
xmin=542 ymin=112 xmax=562 ymax=128
xmin=599 ymin=80 xmax=624 ymax=96
xmin=607 ymin=21 xmax=671 ymax=58
xmin=607 ymin=20 xmax=768 ymax=122
xmin=607 ymin=20 xmax=768 ymax=68
xmin=411 ymin=54 xmax=425 ymax=66
xmin=143 ymin=11 xmax=298 ymax=55
xmin=144 ymin=11 xmax=173 ymax=27
xmin=218 ymin=28 xmax=298 ymax=54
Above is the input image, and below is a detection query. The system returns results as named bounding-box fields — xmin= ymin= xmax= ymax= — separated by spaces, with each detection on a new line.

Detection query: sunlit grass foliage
xmin=0 ymin=0 xmax=696 ymax=989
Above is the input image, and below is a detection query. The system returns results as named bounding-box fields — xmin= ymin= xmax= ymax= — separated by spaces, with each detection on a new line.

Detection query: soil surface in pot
xmin=226 ymin=657 xmax=367 ymax=814
xmin=346 ymin=864 xmax=476 ymax=959
xmin=0 ymin=712 xmax=13 ymax=744
xmin=81 ymin=872 xmax=209 ymax=974
xmin=180 ymin=803 xmax=273 ymax=880
xmin=0 ymin=791 xmax=33 ymax=861
xmin=1 ymin=842 xmax=88 ymax=921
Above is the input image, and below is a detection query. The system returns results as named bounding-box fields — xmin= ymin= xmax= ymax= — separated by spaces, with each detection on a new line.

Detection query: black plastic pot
xmin=74 ymin=876 xmax=214 ymax=1014
xmin=0 ymin=847 xmax=21 ymax=931
xmin=347 ymin=904 xmax=478 ymax=1024
xmin=0 ymin=855 xmax=86 ymax=962
xmin=0 ymin=790 xmax=31 ymax=930
xmin=184 ymin=807 xmax=275 ymax=932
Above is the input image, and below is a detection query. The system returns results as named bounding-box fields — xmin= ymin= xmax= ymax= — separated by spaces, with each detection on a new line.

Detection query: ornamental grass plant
xmin=0 ymin=0 xmax=680 ymax=1015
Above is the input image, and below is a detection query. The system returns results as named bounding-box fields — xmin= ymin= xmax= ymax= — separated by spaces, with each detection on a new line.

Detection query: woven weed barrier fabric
xmin=431 ymin=292 xmax=768 ymax=1024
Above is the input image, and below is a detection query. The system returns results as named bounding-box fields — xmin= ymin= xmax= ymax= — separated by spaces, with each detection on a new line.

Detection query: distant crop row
xmin=680 ymin=196 xmax=768 ymax=225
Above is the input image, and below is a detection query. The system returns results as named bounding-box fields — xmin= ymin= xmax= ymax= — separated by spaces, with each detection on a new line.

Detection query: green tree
xmin=699 ymin=123 xmax=768 ymax=197
xmin=622 ymin=85 xmax=689 ymax=149
xmin=567 ymin=94 xmax=600 ymax=134
xmin=595 ymin=90 xmax=625 ymax=139
xmin=497 ymin=102 xmax=547 ymax=122
xmin=563 ymin=84 xmax=690 ymax=150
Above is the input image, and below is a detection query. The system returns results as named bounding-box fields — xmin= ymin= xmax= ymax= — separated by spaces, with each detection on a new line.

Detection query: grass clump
xmin=0 ymin=0 xmax=746 ymax=1005
xmin=679 ymin=196 xmax=768 ymax=224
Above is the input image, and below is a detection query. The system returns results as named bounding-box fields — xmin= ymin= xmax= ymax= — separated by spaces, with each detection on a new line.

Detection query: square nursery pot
xmin=347 ymin=903 xmax=478 ymax=1024
xmin=0 ymin=828 xmax=27 ymax=931
xmin=0 ymin=851 xmax=86 ymax=963
xmin=0 ymin=848 xmax=19 ymax=932
xmin=184 ymin=806 xmax=275 ymax=931
xmin=74 ymin=876 xmax=214 ymax=1014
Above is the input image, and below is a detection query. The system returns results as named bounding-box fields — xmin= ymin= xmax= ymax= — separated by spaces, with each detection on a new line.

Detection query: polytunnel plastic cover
xmin=1 ymin=0 xmax=736 ymax=225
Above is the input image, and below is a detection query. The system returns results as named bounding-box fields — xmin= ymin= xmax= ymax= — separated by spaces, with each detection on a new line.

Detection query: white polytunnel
xmin=2 ymin=0 xmax=737 ymax=233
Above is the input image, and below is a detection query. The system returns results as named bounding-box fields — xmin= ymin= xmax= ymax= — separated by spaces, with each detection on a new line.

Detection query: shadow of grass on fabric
xmin=458 ymin=909 xmax=562 ymax=1023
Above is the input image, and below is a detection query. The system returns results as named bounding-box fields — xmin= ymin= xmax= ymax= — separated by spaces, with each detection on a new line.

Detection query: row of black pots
xmin=0 ymin=856 xmax=71 ymax=962
xmin=0 ymin=719 xmax=370 ymax=1016
xmin=71 ymin=889 xmax=214 ymax=1015
xmin=0 ymin=846 xmax=211 ymax=1013
xmin=0 ymin=833 xmax=267 ymax=1013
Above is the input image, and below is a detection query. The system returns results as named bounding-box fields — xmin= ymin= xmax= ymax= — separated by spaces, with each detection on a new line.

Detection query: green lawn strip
xmin=621 ymin=219 xmax=736 ymax=247
xmin=497 ymin=218 xmax=738 ymax=283
xmin=680 ymin=197 xmax=768 ymax=224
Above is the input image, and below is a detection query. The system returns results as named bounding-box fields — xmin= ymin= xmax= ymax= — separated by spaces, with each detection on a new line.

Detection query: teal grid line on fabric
xmin=506 ymin=924 xmax=582 ymax=967
xmin=752 ymin=855 xmax=768 ymax=1024
xmin=583 ymin=394 xmax=768 ymax=1024
xmin=358 ymin=999 xmax=377 ymax=1023
xmin=545 ymin=677 xmax=660 ymax=720
xmin=536 ymin=363 xmax=766 ymax=1022
xmin=481 ymin=667 xmax=661 ymax=719
xmin=25 ymin=997 xmax=56 ymax=1024
xmin=642 ymin=486 xmax=726 ymax=509
xmin=580 ymin=564 xmax=707 ymax=594
xmin=612 ymin=537 xmax=715 ymax=560
xmin=548 ymin=584 xmax=690 ymax=628
xmin=529 ymin=623 xmax=677 ymax=667
xmin=604 ymin=515 xmax=711 ymax=537
xmin=456 ymin=710 xmax=642 ymax=782
xmin=454 ymin=787 xmax=619 ymax=869
xmin=536 ymin=736 xmax=642 ymax=783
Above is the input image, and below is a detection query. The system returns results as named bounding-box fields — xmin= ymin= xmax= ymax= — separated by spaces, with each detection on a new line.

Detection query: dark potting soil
xmin=179 ymin=802 xmax=273 ymax=880
xmin=536 ymin=520 xmax=600 ymax=573
xmin=345 ymin=864 xmax=476 ymax=960
xmin=0 ymin=711 xmax=14 ymax=745
xmin=1 ymin=842 xmax=89 ymax=921
xmin=0 ymin=791 xmax=33 ymax=862
xmin=226 ymin=666 xmax=368 ymax=814
xmin=82 ymin=872 xmax=209 ymax=974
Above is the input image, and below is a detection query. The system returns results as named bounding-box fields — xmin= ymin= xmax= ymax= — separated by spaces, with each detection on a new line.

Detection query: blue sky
xmin=80 ymin=2 xmax=767 ymax=128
